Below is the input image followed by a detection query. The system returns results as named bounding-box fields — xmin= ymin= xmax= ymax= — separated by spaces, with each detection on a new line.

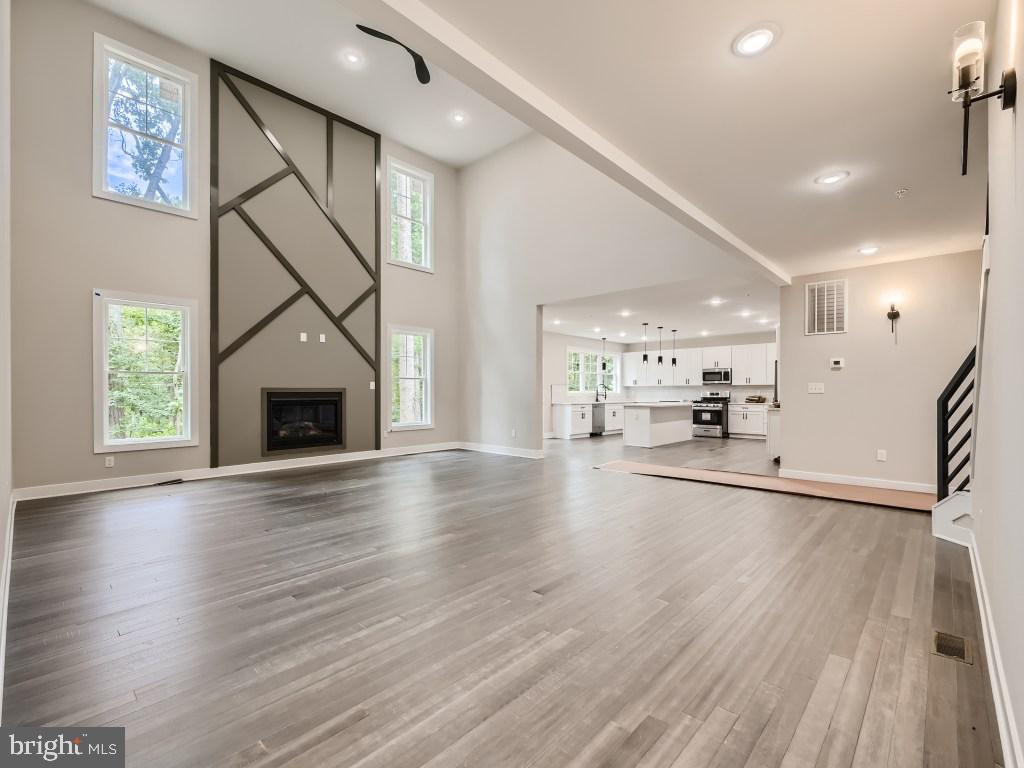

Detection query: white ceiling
xmin=544 ymin=279 xmax=779 ymax=344
xmin=86 ymin=0 xmax=531 ymax=167
xmin=375 ymin=0 xmax=994 ymax=276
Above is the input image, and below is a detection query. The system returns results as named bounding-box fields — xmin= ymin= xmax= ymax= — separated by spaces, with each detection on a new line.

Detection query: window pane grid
xmin=391 ymin=331 xmax=430 ymax=426
xmin=389 ymin=165 xmax=430 ymax=267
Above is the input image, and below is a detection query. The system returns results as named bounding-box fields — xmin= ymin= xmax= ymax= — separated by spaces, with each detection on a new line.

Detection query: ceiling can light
xmin=620 ymin=309 xmax=632 ymax=317
xmin=449 ymin=110 xmax=468 ymax=126
xmin=740 ymin=309 xmax=752 ymax=318
xmin=339 ymin=48 xmax=366 ymax=70
xmin=552 ymin=319 xmax=561 ymax=325
xmin=709 ymin=297 xmax=723 ymax=306
xmin=701 ymin=330 xmax=709 ymax=337
xmin=732 ymin=24 xmax=779 ymax=57
xmin=814 ymin=170 xmax=850 ymax=186
xmin=858 ymin=245 xmax=880 ymax=256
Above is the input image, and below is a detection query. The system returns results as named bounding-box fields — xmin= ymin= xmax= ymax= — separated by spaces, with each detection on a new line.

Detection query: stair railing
xmin=937 ymin=346 xmax=977 ymax=500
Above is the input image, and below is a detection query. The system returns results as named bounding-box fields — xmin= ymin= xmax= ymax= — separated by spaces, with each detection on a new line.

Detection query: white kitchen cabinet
xmin=674 ymin=348 xmax=703 ymax=386
xmin=732 ymin=344 xmax=768 ymax=385
xmin=603 ymin=404 xmax=624 ymax=433
xmin=622 ymin=352 xmax=643 ymax=387
xmin=648 ymin=362 xmax=671 ymax=387
xmin=552 ymin=404 xmax=593 ymax=438
xmin=701 ymin=346 xmax=732 ymax=369
xmin=767 ymin=407 xmax=782 ymax=460
xmin=728 ymin=404 xmax=767 ymax=438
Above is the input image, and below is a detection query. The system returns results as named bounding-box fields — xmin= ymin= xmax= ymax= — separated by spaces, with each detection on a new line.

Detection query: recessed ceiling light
xmin=815 ymin=170 xmax=850 ymax=186
xmin=710 ymin=297 xmax=724 ymax=306
xmin=449 ymin=110 xmax=468 ymax=126
xmin=620 ymin=309 xmax=631 ymax=317
xmin=339 ymin=48 xmax=366 ymax=70
xmin=758 ymin=317 xmax=769 ymax=324
xmin=732 ymin=25 xmax=778 ymax=57
xmin=619 ymin=331 xmax=627 ymax=337
xmin=552 ymin=319 xmax=561 ymax=325
xmin=593 ymin=326 xmax=601 ymax=333
xmin=858 ymin=245 xmax=880 ymax=256
xmin=701 ymin=330 xmax=709 ymax=337
xmin=740 ymin=309 xmax=752 ymax=317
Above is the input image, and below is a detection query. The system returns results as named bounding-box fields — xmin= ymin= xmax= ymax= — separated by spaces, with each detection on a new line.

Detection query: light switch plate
xmin=319 ymin=333 xmax=326 ymax=343
xmin=104 ymin=457 xmax=115 ymax=468
xmin=876 ymin=449 xmax=887 ymax=461
xmin=369 ymin=381 xmax=375 ymax=390
xmin=299 ymin=332 xmax=307 ymax=342
xmin=808 ymin=382 xmax=825 ymax=394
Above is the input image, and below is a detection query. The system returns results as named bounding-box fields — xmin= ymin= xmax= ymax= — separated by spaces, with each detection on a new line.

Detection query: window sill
xmin=94 ymin=436 xmax=199 ymax=454
xmin=388 ymin=259 xmax=435 ymax=275
xmin=92 ymin=188 xmax=198 ymax=219
xmin=389 ymin=423 xmax=434 ymax=432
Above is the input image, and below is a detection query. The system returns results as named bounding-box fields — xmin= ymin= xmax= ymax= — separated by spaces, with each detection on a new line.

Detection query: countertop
xmin=623 ymin=402 xmax=694 ymax=409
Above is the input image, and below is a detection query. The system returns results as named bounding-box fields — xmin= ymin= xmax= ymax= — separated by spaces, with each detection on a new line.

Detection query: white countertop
xmin=624 ymin=402 xmax=694 ymax=409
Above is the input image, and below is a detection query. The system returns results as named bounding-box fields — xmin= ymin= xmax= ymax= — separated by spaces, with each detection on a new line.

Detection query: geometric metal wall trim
xmin=210 ymin=60 xmax=382 ymax=466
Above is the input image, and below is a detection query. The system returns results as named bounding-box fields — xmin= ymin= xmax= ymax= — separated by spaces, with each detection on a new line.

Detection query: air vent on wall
xmin=805 ymin=279 xmax=848 ymax=335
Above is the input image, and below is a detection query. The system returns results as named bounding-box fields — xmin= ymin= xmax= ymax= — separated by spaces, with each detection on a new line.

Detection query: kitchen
xmin=542 ymin=280 xmax=782 ymax=468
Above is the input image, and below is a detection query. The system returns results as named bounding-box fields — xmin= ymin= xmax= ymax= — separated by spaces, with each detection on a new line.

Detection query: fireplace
xmin=263 ymin=389 xmax=345 ymax=454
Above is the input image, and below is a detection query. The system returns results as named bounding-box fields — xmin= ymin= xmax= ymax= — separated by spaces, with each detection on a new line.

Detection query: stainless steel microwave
xmin=702 ymin=368 xmax=732 ymax=385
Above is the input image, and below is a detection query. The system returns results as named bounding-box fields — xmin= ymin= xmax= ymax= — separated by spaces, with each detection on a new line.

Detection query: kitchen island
xmin=623 ymin=402 xmax=694 ymax=448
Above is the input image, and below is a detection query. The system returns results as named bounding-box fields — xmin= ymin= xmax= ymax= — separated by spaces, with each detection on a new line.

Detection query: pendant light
xmin=641 ymin=322 xmax=649 ymax=364
xmin=671 ymin=329 xmax=678 ymax=367
xmin=601 ymin=337 xmax=607 ymax=373
xmin=657 ymin=326 xmax=664 ymax=366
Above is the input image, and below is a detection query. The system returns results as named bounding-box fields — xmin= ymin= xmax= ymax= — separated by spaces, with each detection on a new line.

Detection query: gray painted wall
xmin=973 ymin=0 xmax=1024 ymax=751
xmin=213 ymin=67 xmax=379 ymax=466
xmin=11 ymin=0 xmax=211 ymax=488
xmin=0 ymin=0 xmax=12 ymax=648
xmin=779 ymin=250 xmax=980 ymax=488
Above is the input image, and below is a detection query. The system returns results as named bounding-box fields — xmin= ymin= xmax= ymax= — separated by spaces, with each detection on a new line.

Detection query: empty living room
xmin=0 ymin=0 xmax=1022 ymax=766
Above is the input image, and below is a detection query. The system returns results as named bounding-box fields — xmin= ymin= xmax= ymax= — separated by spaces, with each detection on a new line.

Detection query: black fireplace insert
xmin=263 ymin=389 xmax=345 ymax=453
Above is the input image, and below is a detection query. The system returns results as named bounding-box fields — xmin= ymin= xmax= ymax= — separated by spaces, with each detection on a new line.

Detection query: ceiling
xmin=376 ymin=0 xmax=994 ymax=276
xmin=544 ymin=279 xmax=779 ymax=344
xmin=86 ymin=0 xmax=531 ymax=167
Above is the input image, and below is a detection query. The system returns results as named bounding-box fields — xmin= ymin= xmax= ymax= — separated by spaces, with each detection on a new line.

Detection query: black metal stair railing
xmin=937 ymin=346 xmax=977 ymax=500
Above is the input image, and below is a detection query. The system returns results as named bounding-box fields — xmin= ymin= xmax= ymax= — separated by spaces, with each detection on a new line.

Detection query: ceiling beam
xmin=342 ymin=0 xmax=791 ymax=286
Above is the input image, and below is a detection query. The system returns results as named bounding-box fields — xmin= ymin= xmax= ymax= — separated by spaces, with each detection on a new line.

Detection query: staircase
xmin=936 ymin=346 xmax=976 ymax=500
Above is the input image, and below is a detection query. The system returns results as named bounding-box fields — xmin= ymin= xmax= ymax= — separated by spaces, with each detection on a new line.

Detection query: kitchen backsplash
xmin=550 ymin=384 xmax=774 ymax=404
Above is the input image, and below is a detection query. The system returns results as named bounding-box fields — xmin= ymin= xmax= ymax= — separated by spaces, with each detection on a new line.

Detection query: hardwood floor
xmin=3 ymin=449 xmax=1001 ymax=767
xmin=547 ymin=434 xmax=781 ymax=477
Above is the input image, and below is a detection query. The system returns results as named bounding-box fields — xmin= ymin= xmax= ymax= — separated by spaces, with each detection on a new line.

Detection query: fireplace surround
xmin=262 ymin=388 xmax=345 ymax=455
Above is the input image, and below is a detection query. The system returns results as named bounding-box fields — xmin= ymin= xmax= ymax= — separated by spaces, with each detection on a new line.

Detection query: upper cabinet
xmin=675 ymin=348 xmax=702 ymax=386
xmin=701 ymin=346 xmax=732 ymax=369
xmin=732 ymin=344 xmax=768 ymax=385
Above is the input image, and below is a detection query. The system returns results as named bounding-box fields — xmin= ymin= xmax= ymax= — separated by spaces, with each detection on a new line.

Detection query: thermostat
xmin=829 ymin=357 xmax=845 ymax=370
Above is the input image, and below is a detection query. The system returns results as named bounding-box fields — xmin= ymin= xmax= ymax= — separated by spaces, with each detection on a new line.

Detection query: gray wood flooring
xmin=3 ymin=448 xmax=1002 ymax=767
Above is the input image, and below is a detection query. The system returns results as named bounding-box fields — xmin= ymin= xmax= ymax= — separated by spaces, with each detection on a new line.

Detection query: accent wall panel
xmin=211 ymin=61 xmax=380 ymax=467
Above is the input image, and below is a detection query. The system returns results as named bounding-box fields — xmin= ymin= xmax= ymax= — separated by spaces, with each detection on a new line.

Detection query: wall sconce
xmin=950 ymin=21 xmax=1016 ymax=175
xmin=886 ymin=303 xmax=901 ymax=334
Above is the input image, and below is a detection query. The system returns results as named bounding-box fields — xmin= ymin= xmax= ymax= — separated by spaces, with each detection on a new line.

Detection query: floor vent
xmin=933 ymin=630 xmax=973 ymax=664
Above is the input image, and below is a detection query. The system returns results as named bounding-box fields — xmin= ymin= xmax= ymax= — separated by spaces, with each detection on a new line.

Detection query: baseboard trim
xmin=953 ymin=529 xmax=1023 ymax=768
xmin=460 ymin=442 xmax=545 ymax=460
xmin=543 ymin=431 xmax=555 ymax=439
xmin=778 ymin=468 xmax=936 ymax=494
xmin=11 ymin=441 xmax=545 ymax=502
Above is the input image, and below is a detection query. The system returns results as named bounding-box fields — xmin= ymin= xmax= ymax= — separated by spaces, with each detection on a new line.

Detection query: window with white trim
xmin=93 ymin=34 xmax=199 ymax=217
xmin=390 ymin=327 xmax=433 ymax=429
xmin=567 ymin=349 xmax=619 ymax=394
xmin=388 ymin=158 xmax=434 ymax=270
xmin=93 ymin=290 xmax=199 ymax=452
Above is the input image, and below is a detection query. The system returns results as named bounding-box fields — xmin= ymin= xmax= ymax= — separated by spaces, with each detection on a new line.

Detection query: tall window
xmin=390 ymin=327 xmax=433 ymax=429
xmin=93 ymin=290 xmax=199 ymax=452
xmin=93 ymin=34 xmax=199 ymax=217
xmin=567 ymin=350 xmax=619 ymax=393
xmin=388 ymin=158 xmax=434 ymax=271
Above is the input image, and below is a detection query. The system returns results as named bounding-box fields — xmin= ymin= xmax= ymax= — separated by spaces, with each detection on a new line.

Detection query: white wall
xmin=779 ymin=251 xmax=981 ymax=490
xmin=972 ymin=0 xmax=1024 ymax=759
xmin=11 ymin=0 xmax=212 ymax=488
xmin=542 ymin=332 xmax=626 ymax=434
xmin=458 ymin=132 xmax=761 ymax=451
xmin=0 ymin=0 xmax=13 ymax=700
xmin=380 ymin=137 xmax=464 ymax=449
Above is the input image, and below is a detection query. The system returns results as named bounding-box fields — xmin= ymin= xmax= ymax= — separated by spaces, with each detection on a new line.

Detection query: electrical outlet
xmin=369 ymin=381 xmax=375 ymax=390
xmin=104 ymin=456 xmax=115 ymax=468
xmin=808 ymin=382 xmax=825 ymax=394
xmin=876 ymin=449 xmax=887 ymax=462
xmin=299 ymin=332 xmax=308 ymax=342
xmin=511 ymin=426 xmax=517 ymax=439
xmin=319 ymin=333 xmax=326 ymax=343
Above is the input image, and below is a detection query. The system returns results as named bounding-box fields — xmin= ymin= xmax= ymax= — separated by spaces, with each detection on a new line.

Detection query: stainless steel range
xmin=692 ymin=391 xmax=731 ymax=438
